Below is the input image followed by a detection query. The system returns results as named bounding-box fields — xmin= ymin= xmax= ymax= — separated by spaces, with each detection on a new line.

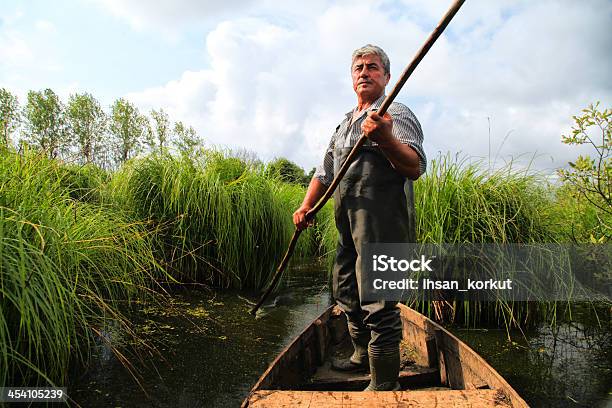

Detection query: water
xmin=70 ymin=262 xmax=332 ymax=407
xmin=451 ymin=306 xmax=612 ymax=408
xmin=70 ymin=263 xmax=612 ymax=407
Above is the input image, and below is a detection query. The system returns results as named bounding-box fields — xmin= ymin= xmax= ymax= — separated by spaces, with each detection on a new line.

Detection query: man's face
xmin=351 ymin=54 xmax=390 ymax=101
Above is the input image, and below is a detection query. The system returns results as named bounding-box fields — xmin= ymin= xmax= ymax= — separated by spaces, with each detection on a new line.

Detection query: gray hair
xmin=351 ymin=44 xmax=390 ymax=75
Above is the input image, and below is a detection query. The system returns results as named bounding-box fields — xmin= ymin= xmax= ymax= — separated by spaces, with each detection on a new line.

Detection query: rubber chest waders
xmin=332 ymin=145 xmax=409 ymax=354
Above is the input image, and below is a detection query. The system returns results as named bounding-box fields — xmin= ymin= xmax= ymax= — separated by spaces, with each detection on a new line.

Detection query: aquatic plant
xmin=0 ymin=147 xmax=163 ymax=387
xmin=410 ymin=155 xmax=573 ymax=332
xmin=107 ymin=151 xmax=334 ymax=290
xmin=414 ymin=154 xmax=557 ymax=244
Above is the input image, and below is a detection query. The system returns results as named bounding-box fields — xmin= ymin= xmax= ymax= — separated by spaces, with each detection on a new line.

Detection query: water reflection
xmin=452 ymin=305 xmax=612 ymax=408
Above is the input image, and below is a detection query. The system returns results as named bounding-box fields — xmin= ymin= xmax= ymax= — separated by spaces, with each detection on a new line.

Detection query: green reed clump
xmin=415 ymin=155 xmax=557 ymax=244
xmin=410 ymin=155 xmax=567 ymax=331
xmin=108 ymin=151 xmax=334 ymax=290
xmin=57 ymin=162 xmax=109 ymax=203
xmin=271 ymin=180 xmax=335 ymax=259
xmin=0 ymin=147 xmax=162 ymax=387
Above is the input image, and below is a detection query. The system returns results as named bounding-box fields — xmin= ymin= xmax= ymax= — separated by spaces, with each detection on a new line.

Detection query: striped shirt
xmin=314 ymin=94 xmax=426 ymax=187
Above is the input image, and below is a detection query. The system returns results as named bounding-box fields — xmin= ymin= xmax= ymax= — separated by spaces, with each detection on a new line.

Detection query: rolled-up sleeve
xmin=313 ymin=137 xmax=335 ymax=187
xmin=389 ymin=103 xmax=427 ymax=176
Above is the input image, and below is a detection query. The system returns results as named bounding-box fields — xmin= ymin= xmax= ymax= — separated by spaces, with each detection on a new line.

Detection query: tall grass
xmin=0 ymin=147 xmax=163 ymax=387
xmin=411 ymin=155 xmax=565 ymax=330
xmin=57 ymin=162 xmax=110 ymax=203
xmin=415 ymin=155 xmax=557 ymax=244
xmin=107 ymin=151 xmax=334 ymax=290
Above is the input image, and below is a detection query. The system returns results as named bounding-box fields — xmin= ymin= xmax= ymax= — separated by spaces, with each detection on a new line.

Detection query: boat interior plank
xmin=247 ymin=389 xmax=513 ymax=407
xmin=301 ymin=364 xmax=440 ymax=391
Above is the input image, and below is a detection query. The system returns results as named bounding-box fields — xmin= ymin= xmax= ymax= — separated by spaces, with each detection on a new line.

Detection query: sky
xmin=1 ymin=0 xmax=610 ymax=175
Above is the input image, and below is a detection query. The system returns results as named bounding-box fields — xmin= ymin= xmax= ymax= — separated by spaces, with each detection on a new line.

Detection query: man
xmin=293 ymin=44 xmax=426 ymax=391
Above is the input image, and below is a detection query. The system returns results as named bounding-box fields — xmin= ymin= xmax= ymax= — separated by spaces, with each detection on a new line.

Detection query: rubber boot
xmin=331 ymin=335 xmax=369 ymax=372
xmin=364 ymin=346 xmax=401 ymax=391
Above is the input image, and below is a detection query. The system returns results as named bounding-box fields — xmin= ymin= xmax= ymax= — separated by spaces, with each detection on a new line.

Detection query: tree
xmin=173 ymin=121 xmax=202 ymax=157
xmin=267 ymin=157 xmax=309 ymax=186
xmin=66 ymin=92 xmax=106 ymax=164
xmin=109 ymin=98 xmax=146 ymax=165
xmin=23 ymin=88 xmax=68 ymax=159
xmin=148 ymin=108 xmax=170 ymax=153
xmin=307 ymin=167 xmax=316 ymax=181
xmin=0 ymin=88 xmax=20 ymax=147
xmin=558 ymin=102 xmax=611 ymax=240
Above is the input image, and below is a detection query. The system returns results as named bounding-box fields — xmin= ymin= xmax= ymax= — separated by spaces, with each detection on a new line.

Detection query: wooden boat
xmin=242 ymin=303 xmax=529 ymax=407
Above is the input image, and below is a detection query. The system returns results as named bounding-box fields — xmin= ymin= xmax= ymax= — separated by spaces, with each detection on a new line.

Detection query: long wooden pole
xmin=250 ymin=0 xmax=466 ymax=315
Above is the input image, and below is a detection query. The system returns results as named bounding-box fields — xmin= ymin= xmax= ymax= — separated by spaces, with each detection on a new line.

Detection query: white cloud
xmin=91 ymin=0 xmax=255 ymax=38
xmin=0 ymin=29 xmax=33 ymax=67
xmin=34 ymin=20 xmax=56 ymax=32
xmin=124 ymin=0 xmax=611 ymax=173
xmin=401 ymin=0 xmax=612 ymax=172
xmin=127 ymin=16 xmax=353 ymax=167
xmin=90 ymin=0 xmax=333 ymax=31
xmin=0 ymin=13 xmax=63 ymax=81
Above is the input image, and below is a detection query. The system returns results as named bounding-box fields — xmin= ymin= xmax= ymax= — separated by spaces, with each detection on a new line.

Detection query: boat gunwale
xmin=241 ymin=306 xmax=335 ymax=407
xmin=398 ymin=304 xmax=529 ymax=407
